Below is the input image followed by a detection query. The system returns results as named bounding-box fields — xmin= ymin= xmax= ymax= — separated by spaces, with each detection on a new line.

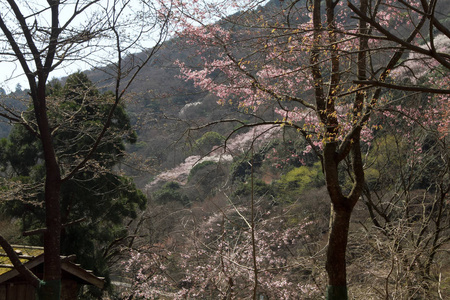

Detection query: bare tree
xmin=351 ymin=106 xmax=450 ymax=298
xmin=0 ymin=0 xmax=171 ymax=299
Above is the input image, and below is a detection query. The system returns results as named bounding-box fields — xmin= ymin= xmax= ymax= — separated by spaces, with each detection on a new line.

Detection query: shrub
xmin=230 ymin=152 xmax=264 ymax=182
xmin=153 ymin=181 xmax=190 ymax=207
xmin=188 ymin=160 xmax=217 ymax=181
xmin=277 ymin=162 xmax=324 ymax=198
xmin=195 ymin=131 xmax=225 ymax=153
xmin=233 ymin=178 xmax=275 ymax=199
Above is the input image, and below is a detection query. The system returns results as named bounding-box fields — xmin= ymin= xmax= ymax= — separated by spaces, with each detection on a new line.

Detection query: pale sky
xmin=0 ymin=0 xmax=161 ymax=93
xmin=0 ymin=0 xmax=254 ymax=93
xmin=0 ymin=1 xmax=94 ymax=92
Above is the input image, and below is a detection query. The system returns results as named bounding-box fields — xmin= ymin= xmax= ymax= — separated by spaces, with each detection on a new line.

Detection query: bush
xmin=233 ymin=178 xmax=275 ymax=199
xmin=153 ymin=181 xmax=190 ymax=207
xmin=277 ymin=162 xmax=324 ymax=199
xmin=230 ymin=152 xmax=264 ymax=182
xmin=186 ymin=160 xmax=229 ymax=202
xmin=188 ymin=160 xmax=217 ymax=181
xmin=195 ymin=131 xmax=225 ymax=153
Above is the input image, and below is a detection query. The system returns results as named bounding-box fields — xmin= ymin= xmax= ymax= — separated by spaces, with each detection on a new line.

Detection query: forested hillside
xmin=0 ymin=0 xmax=449 ymax=299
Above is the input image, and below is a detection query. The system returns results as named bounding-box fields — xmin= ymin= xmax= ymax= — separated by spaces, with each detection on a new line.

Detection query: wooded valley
xmin=0 ymin=0 xmax=449 ymax=299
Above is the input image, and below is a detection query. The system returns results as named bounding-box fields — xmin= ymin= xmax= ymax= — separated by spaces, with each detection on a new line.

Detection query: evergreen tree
xmin=0 ymin=72 xmax=146 ymax=290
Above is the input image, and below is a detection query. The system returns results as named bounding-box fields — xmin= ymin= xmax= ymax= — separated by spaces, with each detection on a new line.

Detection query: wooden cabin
xmin=0 ymin=245 xmax=104 ymax=300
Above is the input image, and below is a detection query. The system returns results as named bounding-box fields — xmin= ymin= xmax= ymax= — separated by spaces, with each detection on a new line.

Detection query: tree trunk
xmin=325 ymin=202 xmax=353 ymax=300
xmin=322 ymin=138 xmax=361 ymax=300
xmin=39 ymin=177 xmax=62 ymax=300
xmin=35 ymin=82 xmax=62 ymax=300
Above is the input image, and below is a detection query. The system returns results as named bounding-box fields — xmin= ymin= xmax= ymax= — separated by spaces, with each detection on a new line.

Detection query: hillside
xmin=0 ymin=0 xmax=448 ymax=298
xmin=110 ymin=1 xmax=450 ymax=299
xmin=82 ymin=0 xmax=450 ymax=188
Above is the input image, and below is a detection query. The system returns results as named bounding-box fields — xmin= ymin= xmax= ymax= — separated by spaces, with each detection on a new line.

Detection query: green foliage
xmin=188 ymin=160 xmax=217 ymax=181
xmin=230 ymin=151 xmax=265 ymax=182
xmin=267 ymin=137 xmax=317 ymax=169
xmin=47 ymin=72 xmax=137 ymax=165
xmin=364 ymin=133 xmax=443 ymax=191
xmin=277 ymin=162 xmax=324 ymax=199
xmin=364 ymin=168 xmax=381 ymax=190
xmin=363 ymin=135 xmax=405 ymax=191
xmin=0 ymin=124 xmax=40 ymax=176
xmin=0 ymin=72 xmax=145 ymax=282
xmin=153 ymin=181 xmax=190 ymax=207
xmin=186 ymin=160 xmax=229 ymax=202
xmin=60 ymin=175 xmax=145 ymax=277
xmin=233 ymin=178 xmax=275 ymax=199
xmin=194 ymin=131 xmax=225 ymax=153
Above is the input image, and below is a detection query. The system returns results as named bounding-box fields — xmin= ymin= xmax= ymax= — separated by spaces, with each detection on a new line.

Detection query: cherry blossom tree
xmin=122 ymin=202 xmax=322 ymax=299
xmin=159 ymin=0 xmax=449 ymax=298
xmin=0 ymin=1 xmax=171 ymax=299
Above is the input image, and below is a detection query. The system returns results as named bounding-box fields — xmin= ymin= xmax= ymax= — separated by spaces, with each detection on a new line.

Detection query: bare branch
xmin=354 ymin=80 xmax=450 ymax=94
xmin=0 ymin=235 xmax=41 ymax=288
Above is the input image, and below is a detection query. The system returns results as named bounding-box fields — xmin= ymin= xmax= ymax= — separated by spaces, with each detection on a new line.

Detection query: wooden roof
xmin=0 ymin=245 xmax=44 ymax=275
xmin=0 ymin=245 xmax=104 ymax=289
